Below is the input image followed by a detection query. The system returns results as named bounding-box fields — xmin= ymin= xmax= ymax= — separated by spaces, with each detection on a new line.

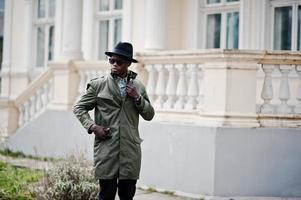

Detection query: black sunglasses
xmin=108 ymin=57 xmax=127 ymax=66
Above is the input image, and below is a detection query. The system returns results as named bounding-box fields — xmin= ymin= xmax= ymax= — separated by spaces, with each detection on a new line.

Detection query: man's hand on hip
xmin=90 ymin=124 xmax=110 ymax=140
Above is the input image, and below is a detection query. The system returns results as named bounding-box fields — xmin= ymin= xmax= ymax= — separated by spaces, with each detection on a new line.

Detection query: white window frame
xmin=33 ymin=0 xmax=55 ymax=68
xmin=94 ymin=0 xmax=123 ymax=60
xmin=199 ymin=0 xmax=240 ymax=49
xmin=270 ymin=0 xmax=301 ymax=51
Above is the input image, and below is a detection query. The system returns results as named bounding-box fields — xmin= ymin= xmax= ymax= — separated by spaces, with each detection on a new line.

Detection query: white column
xmin=144 ymin=0 xmax=167 ymax=50
xmin=1 ymin=0 xmax=13 ymax=97
xmin=184 ymin=0 xmax=199 ymax=49
xmin=202 ymin=61 xmax=258 ymax=121
xmin=122 ymin=0 xmax=132 ymax=42
xmin=57 ymin=0 xmax=83 ymax=61
xmin=1 ymin=0 xmax=12 ymax=69
xmin=239 ymin=0 xmax=268 ymax=50
xmin=81 ymin=0 xmax=94 ymax=60
xmin=23 ymin=0 xmax=33 ymax=70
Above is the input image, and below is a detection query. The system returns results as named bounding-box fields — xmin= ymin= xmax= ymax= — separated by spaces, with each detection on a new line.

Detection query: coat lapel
xmin=107 ymin=75 xmax=123 ymax=106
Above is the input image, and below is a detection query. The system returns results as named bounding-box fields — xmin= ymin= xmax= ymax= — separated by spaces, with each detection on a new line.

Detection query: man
xmin=73 ymin=42 xmax=155 ymax=200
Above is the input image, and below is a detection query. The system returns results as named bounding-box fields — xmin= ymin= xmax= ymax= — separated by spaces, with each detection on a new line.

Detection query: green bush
xmin=34 ymin=156 xmax=99 ymax=200
xmin=0 ymin=161 xmax=43 ymax=200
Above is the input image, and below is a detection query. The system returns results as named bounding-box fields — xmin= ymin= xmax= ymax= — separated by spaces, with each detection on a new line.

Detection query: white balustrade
xmin=164 ymin=64 xmax=177 ymax=109
xmin=17 ymin=78 xmax=54 ymax=127
xmin=260 ymin=64 xmax=275 ymax=114
xmin=77 ymin=69 xmax=108 ymax=98
xmin=277 ymin=65 xmax=292 ymax=114
xmin=174 ymin=64 xmax=187 ymax=109
xmin=185 ymin=64 xmax=199 ymax=110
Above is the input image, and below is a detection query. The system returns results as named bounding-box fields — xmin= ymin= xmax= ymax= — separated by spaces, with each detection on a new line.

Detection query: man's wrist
xmin=134 ymin=95 xmax=141 ymax=104
xmin=88 ymin=124 xmax=95 ymax=134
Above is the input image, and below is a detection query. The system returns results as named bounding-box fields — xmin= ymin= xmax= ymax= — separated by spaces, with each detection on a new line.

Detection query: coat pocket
xmin=129 ymin=125 xmax=143 ymax=144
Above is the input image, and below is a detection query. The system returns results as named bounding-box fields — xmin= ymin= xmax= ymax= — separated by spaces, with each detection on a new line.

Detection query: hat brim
xmin=105 ymin=52 xmax=138 ymax=63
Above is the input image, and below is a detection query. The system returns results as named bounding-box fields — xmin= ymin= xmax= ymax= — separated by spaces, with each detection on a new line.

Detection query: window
xmin=96 ymin=0 xmax=123 ymax=60
xmin=203 ymin=0 xmax=240 ymax=49
xmin=272 ymin=2 xmax=301 ymax=51
xmin=34 ymin=0 xmax=55 ymax=67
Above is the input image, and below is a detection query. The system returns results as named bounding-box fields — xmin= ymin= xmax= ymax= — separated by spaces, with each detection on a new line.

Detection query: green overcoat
xmin=73 ymin=73 xmax=155 ymax=180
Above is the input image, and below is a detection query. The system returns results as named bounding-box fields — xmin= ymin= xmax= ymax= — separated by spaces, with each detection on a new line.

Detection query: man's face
xmin=109 ymin=55 xmax=131 ymax=77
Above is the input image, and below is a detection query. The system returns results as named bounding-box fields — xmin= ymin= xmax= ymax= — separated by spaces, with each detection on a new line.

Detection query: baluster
xmin=85 ymin=71 xmax=92 ymax=82
xmin=78 ymin=71 xmax=86 ymax=96
xmin=174 ymin=64 xmax=187 ymax=109
xmin=185 ymin=64 xmax=199 ymax=110
xmin=154 ymin=64 xmax=166 ymax=108
xmin=105 ymin=69 xmax=111 ymax=75
xmin=277 ymin=65 xmax=292 ymax=114
xmin=23 ymin=100 xmax=30 ymax=123
xmin=41 ymin=84 xmax=47 ymax=106
xmin=164 ymin=64 xmax=177 ymax=109
xmin=96 ymin=69 xmax=104 ymax=78
xmin=18 ymin=105 xmax=25 ymax=127
xmin=91 ymin=70 xmax=98 ymax=79
xmin=48 ymin=78 xmax=54 ymax=101
xmin=294 ymin=65 xmax=301 ymax=114
xmin=36 ymin=89 xmax=43 ymax=112
xmin=145 ymin=64 xmax=157 ymax=102
xmin=29 ymin=96 xmax=35 ymax=120
xmin=197 ymin=66 xmax=205 ymax=112
xmin=44 ymin=81 xmax=51 ymax=104
xmin=32 ymin=93 xmax=38 ymax=117
xmin=260 ymin=64 xmax=275 ymax=114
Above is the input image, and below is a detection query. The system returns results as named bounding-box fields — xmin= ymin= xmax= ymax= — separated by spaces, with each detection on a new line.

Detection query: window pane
xmin=99 ymin=0 xmax=110 ymax=11
xmin=226 ymin=12 xmax=239 ymax=49
xmin=297 ymin=6 xmax=301 ymax=51
xmin=38 ymin=0 xmax=46 ymax=18
xmin=206 ymin=14 xmax=221 ymax=48
xmin=0 ymin=0 xmax=5 ymax=11
xmin=114 ymin=0 xmax=122 ymax=10
xmin=274 ymin=6 xmax=292 ymax=50
xmin=114 ymin=19 xmax=122 ymax=46
xmin=36 ymin=27 xmax=45 ymax=66
xmin=98 ymin=21 xmax=109 ymax=60
xmin=48 ymin=0 xmax=55 ymax=18
xmin=207 ymin=0 xmax=220 ymax=4
xmin=226 ymin=0 xmax=239 ymax=2
xmin=48 ymin=26 xmax=54 ymax=61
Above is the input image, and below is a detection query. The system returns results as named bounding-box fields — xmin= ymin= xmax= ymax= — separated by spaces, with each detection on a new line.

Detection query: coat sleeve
xmin=73 ymin=81 xmax=97 ymax=133
xmin=135 ymin=85 xmax=155 ymax=121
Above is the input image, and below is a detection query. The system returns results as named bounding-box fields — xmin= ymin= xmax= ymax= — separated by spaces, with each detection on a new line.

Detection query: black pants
xmin=99 ymin=179 xmax=137 ymax=200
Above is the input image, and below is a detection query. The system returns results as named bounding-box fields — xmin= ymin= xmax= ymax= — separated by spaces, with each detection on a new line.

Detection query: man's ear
xmin=126 ymin=61 xmax=131 ymax=67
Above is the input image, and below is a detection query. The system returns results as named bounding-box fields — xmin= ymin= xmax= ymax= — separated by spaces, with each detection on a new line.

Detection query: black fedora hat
xmin=105 ymin=42 xmax=138 ymax=63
